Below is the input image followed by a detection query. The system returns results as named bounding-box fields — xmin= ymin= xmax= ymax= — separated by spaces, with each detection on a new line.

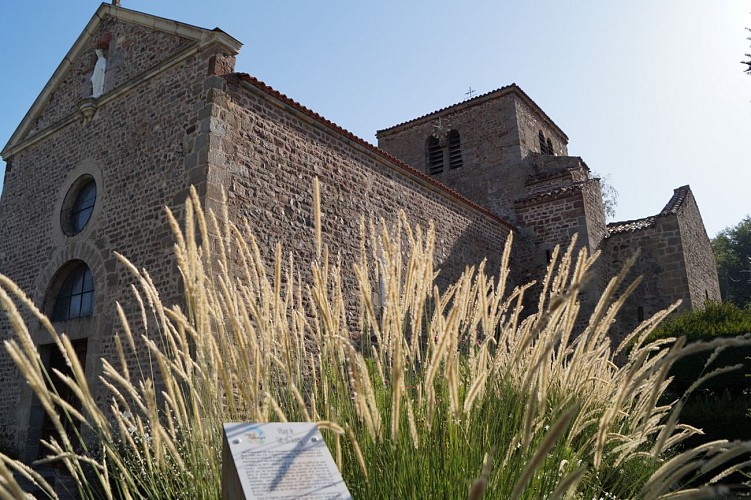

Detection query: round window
xmin=61 ymin=175 xmax=97 ymax=235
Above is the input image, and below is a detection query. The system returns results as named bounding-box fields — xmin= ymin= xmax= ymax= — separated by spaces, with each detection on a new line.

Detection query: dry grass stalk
xmin=0 ymin=181 xmax=748 ymax=498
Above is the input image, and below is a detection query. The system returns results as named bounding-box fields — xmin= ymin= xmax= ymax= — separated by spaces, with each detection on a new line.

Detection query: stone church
xmin=0 ymin=3 xmax=719 ymax=457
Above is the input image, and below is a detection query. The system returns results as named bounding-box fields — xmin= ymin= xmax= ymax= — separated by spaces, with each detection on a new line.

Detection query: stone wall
xmin=377 ymin=91 xmax=526 ymax=223
xmin=203 ymin=74 xmax=515 ymax=311
xmin=512 ymin=173 xmax=608 ymax=324
xmin=521 ymin=156 xmax=606 ymax=255
xmin=28 ymin=17 xmax=194 ymax=136
xmin=604 ymin=215 xmax=688 ymax=338
xmin=524 ymin=156 xmax=589 ymax=196
xmin=603 ymin=186 xmax=721 ymax=339
xmin=514 ymin=95 xmax=568 ymax=158
xmin=513 ymin=185 xmax=595 ymax=298
xmin=674 ymin=189 xmax=721 ymax=308
xmin=0 ymin=16 xmax=224 ymax=454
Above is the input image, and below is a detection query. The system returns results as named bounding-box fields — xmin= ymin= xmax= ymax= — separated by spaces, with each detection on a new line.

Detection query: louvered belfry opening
xmin=538 ymin=130 xmax=555 ymax=155
xmin=447 ymin=130 xmax=463 ymax=169
xmin=427 ymin=136 xmax=444 ymax=175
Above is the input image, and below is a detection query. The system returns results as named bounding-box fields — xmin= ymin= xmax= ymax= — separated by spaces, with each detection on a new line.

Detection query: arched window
xmin=447 ymin=130 xmax=463 ymax=169
xmin=546 ymin=138 xmax=554 ymax=156
xmin=52 ymin=262 xmax=95 ymax=321
xmin=426 ymin=136 xmax=443 ymax=175
xmin=61 ymin=176 xmax=97 ymax=235
xmin=538 ymin=130 xmax=546 ymax=154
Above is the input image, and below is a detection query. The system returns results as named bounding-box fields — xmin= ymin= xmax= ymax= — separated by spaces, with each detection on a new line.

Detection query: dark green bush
xmin=647 ymin=301 xmax=751 ymax=395
xmin=649 ymin=301 xmax=751 ymax=342
xmin=645 ymin=302 xmax=751 ymax=484
xmin=678 ymin=391 xmax=751 ymax=485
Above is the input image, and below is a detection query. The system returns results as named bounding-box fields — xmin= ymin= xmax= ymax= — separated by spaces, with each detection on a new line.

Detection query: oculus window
xmin=61 ymin=176 xmax=97 ymax=235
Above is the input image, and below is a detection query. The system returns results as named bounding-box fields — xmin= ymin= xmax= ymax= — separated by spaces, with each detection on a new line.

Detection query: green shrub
xmin=647 ymin=301 xmax=751 ymax=394
xmin=646 ymin=300 xmax=751 ymax=473
xmin=680 ymin=391 xmax=751 ymax=445
xmin=649 ymin=301 xmax=751 ymax=342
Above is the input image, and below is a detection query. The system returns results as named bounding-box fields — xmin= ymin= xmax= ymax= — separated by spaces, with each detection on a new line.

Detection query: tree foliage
xmin=592 ymin=171 xmax=618 ymax=220
xmin=600 ymin=177 xmax=618 ymax=220
xmin=712 ymin=215 xmax=751 ymax=305
xmin=744 ymin=27 xmax=751 ymax=74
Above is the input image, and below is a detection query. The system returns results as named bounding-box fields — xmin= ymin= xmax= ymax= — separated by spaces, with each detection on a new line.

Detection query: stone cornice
xmin=514 ymin=180 xmax=592 ymax=208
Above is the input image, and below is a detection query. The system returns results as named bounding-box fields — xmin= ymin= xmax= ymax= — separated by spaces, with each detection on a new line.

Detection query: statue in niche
xmin=91 ymin=49 xmax=107 ymax=98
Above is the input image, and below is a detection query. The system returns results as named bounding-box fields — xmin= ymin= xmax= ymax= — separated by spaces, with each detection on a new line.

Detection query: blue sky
xmin=1 ymin=1 xmax=749 ymax=237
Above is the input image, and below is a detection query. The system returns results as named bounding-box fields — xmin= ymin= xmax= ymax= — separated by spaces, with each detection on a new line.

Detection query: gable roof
xmin=376 ymin=83 xmax=568 ymax=142
xmin=658 ymin=185 xmax=690 ymax=216
xmin=1 ymin=2 xmax=241 ymax=159
xmin=607 ymin=185 xmax=692 ymax=236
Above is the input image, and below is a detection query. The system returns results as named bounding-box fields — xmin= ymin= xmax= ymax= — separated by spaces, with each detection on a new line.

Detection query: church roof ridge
xmin=607 ymin=185 xmax=693 ymax=236
xmin=376 ymin=83 xmax=568 ymax=141
xmin=659 ymin=185 xmax=691 ymax=216
xmin=228 ymin=72 xmax=517 ymax=232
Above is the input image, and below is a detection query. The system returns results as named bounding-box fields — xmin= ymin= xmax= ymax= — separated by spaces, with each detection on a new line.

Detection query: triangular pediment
xmin=1 ymin=3 xmax=240 ymax=159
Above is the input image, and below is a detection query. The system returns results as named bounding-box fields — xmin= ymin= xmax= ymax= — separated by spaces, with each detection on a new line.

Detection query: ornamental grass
xmin=0 ymin=181 xmax=748 ymax=499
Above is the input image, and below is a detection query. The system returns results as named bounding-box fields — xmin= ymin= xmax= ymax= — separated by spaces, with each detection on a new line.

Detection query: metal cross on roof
xmin=465 ymin=87 xmax=477 ymax=99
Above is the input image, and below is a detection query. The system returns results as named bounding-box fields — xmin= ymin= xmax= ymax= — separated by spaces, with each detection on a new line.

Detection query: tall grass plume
xmin=0 ymin=183 xmax=747 ymax=498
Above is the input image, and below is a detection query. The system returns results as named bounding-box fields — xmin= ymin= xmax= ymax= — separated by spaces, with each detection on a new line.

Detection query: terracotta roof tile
xmin=659 ymin=185 xmax=690 ymax=216
xmin=607 ymin=216 xmax=657 ymax=235
xmin=607 ymin=186 xmax=692 ymax=236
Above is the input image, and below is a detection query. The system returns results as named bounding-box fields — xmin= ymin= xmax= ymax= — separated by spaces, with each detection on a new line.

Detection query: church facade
xmin=0 ymin=4 xmax=719 ymax=456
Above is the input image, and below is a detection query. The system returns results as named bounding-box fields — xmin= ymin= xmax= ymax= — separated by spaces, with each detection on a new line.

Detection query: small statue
xmin=91 ymin=49 xmax=107 ymax=98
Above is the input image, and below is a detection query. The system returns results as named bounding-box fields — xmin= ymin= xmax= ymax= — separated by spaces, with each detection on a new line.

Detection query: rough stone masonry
xmin=0 ymin=3 xmax=719 ymax=458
